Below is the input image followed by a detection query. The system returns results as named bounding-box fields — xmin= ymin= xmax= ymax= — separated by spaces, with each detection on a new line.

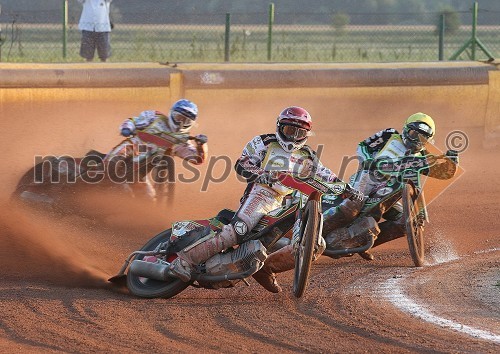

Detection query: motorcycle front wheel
xmin=402 ymin=183 xmax=425 ymax=267
xmin=293 ymin=199 xmax=321 ymax=298
xmin=127 ymin=229 xmax=192 ymax=298
xmin=150 ymin=157 xmax=176 ymax=206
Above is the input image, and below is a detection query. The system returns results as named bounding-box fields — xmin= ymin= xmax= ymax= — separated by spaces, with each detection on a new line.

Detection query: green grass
xmin=0 ymin=24 xmax=498 ymax=63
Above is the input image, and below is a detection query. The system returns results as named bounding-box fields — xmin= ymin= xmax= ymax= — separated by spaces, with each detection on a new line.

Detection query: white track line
xmin=381 ymin=276 xmax=500 ymax=343
xmin=379 ymin=248 xmax=500 ymax=343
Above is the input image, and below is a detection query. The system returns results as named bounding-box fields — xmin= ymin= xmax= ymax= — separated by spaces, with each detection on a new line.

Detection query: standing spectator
xmin=77 ymin=0 xmax=112 ymax=62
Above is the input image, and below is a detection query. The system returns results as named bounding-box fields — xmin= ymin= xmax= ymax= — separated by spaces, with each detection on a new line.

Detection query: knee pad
xmin=230 ymin=216 xmax=251 ymax=244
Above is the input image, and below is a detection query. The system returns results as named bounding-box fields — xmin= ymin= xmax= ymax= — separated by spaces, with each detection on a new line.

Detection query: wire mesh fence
xmin=0 ymin=4 xmax=498 ymax=63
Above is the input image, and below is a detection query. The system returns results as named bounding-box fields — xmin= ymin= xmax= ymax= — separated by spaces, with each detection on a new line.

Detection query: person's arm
xmin=306 ymin=147 xmax=363 ymax=201
xmin=119 ymin=119 xmax=136 ymax=137
xmin=172 ymin=138 xmax=208 ymax=165
xmin=118 ymin=110 xmax=157 ymax=137
xmin=426 ymin=150 xmax=459 ymax=180
xmin=235 ymin=136 xmax=266 ymax=182
xmin=357 ymin=128 xmax=398 ymax=163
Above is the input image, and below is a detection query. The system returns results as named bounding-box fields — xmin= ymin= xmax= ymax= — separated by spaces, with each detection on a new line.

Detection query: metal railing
xmin=0 ymin=2 xmax=498 ymax=63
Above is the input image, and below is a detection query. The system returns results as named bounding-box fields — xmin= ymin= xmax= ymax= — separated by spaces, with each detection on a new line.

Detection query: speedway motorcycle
xmin=320 ymin=153 xmax=449 ymax=267
xmin=109 ymin=171 xmax=355 ymax=299
xmin=12 ymin=131 xmax=197 ymax=210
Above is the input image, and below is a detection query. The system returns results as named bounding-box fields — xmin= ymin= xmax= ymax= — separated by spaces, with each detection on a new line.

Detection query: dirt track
xmin=0 ymin=96 xmax=499 ymax=353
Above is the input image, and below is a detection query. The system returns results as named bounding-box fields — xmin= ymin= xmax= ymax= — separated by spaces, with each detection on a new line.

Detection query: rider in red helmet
xmin=169 ymin=106 xmax=363 ymax=289
xmin=254 ymin=112 xmax=461 ymax=294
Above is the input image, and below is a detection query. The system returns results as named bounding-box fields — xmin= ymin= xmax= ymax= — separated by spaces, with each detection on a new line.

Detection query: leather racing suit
xmin=104 ymin=110 xmax=207 ymax=199
xmin=171 ymin=133 xmax=344 ymax=282
xmin=322 ymin=128 xmax=459 ymax=250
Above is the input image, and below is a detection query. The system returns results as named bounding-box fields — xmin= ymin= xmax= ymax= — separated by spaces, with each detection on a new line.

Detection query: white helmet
xmin=167 ymin=99 xmax=198 ymax=133
xmin=275 ymin=106 xmax=312 ymax=152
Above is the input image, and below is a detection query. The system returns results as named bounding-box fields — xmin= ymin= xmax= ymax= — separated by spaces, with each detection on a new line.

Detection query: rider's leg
xmin=322 ymin=199 xmax=362 ymax=234
xmin=170 ymin=184 xmax=282 ymax=281
xmin=355 ymin=202 xmax=404 ymax=260
xmin=363 ymin=203 xmax=404 ymax=257
xmin=372 ymin=219 xmax=406 ymax=248
xmin=322 ymin=169 xmax=374 ymax=235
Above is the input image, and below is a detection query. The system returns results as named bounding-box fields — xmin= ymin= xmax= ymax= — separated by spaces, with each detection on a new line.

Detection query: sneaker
xmin=168 ymin=258 xmax=193 ymax=282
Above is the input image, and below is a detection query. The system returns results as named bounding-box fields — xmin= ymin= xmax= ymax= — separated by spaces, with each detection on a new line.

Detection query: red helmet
xmin=276 ymin=106 xmax=312 ymax=152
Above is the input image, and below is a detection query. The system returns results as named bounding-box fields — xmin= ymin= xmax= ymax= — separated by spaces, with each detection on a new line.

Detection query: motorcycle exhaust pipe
xmin=129 ymin=260 xmax=171 ymax=281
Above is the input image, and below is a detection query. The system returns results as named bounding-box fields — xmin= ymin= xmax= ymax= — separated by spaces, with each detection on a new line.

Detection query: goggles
xmin=171 ymin=111 xmax=194 ymax=128
xmin=280 ymin=124 xmax=309 ymax=141
xmin=406 ymin=128 xmax=432 ymax=144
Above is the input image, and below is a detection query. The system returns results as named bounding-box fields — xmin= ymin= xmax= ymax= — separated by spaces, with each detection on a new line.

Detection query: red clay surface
xmin=0 ymin=98 xmax=499 ymax=353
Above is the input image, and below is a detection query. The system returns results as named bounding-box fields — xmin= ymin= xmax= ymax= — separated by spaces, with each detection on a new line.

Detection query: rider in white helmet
xmin=116 ymin=98 xmax=207 ymax=163
xmin=169 ymin=106 xmax=363 ymax=285
xmin=104 ymin=99 xmax=208 ymax=199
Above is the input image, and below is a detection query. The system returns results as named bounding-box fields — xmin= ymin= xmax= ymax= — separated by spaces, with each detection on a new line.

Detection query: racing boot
xmin=169 ymin=224 xmax=237 ymax=282
xmin=358 ymin=251 xmax=374 ymax=261
xmin=252 ymin=244 xmax=295 ymax=293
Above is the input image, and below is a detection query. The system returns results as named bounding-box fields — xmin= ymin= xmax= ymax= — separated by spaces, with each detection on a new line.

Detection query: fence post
xmin=224 ymin=13 xmax=230 ymax=62
xmin=62 ymin=0 xmax=68 ymax=59
xmin=438 ymin=13 xmax=445 ymax=60
xmin=449 ymin=1 xmax=494 ymax=61
xmin=0 ymin=4 xmax=3 ymax=62
xmin=267 ymin=3 xmax=274 ymax=61
xmin=471 ymin=1 xmax=477 ymax=60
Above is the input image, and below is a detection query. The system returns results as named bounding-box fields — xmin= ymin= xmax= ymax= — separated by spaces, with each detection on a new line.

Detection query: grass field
xmin=0 ymin=23 xmax=498 ymax=63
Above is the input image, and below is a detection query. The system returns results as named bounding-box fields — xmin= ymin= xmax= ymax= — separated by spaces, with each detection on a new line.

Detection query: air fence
xmin=0 ymin=2 xmax=498 ymax=63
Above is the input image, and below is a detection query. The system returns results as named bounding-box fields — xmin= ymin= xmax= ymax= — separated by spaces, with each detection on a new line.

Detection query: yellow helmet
xmin=402 ymin=112 xmax=435 ymax=151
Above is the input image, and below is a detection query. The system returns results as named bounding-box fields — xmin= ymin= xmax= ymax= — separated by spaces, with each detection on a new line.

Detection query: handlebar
xmin=263 ymin=170 xmax=348 ymax=197
xmin=361 ymin=153 xmax=448 ymax=173
xmin=133 ymin=131 xmax=203 ymax=149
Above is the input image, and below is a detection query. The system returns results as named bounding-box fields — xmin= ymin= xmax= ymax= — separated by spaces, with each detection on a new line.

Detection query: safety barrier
xmin=0 ymin=61 xmax=498 ymax=135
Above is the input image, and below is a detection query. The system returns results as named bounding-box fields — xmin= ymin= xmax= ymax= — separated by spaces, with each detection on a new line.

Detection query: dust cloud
xmin=0 ymin=202 xmax=108 ymax=287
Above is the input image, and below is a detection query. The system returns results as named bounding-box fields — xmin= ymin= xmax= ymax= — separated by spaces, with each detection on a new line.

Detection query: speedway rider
xmin=253 ymin=112 xmax=460 ymax=293
xmin=104 ymin=99 xmax=208 ymax=199
xmin=169 ymin=106 xmax=364 ymax=283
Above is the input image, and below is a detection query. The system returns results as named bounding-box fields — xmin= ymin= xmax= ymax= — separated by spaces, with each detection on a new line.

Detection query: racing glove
xmin=121 ymin=128 xmax=133 ymax=137
xmin=254 ymin=171 xmax=278 ymax=186
xmin=445 ymin=149 xmax=459 ymax=165
xmin=194 ymin=134 xmax=208 ymax=145
xmin=344 ymin=184 xmax=365 ymax=202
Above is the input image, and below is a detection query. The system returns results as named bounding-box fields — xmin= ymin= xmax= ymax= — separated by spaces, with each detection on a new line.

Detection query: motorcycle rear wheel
xmin=127 ymin=229 xmax=192 ymax=298
xmin=402 ymin=183 xmax=425 ymax=267
xmin=293 ymin=199 xmax=321 ymax=298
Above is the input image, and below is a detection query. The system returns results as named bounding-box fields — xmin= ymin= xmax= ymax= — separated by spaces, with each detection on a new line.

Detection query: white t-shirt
xmin=78 ymin=0 xmax=112 ymax=32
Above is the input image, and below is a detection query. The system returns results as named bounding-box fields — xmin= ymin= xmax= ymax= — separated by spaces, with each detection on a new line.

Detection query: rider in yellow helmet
xmin=252 ymin=112 xmax=460 ymax=293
